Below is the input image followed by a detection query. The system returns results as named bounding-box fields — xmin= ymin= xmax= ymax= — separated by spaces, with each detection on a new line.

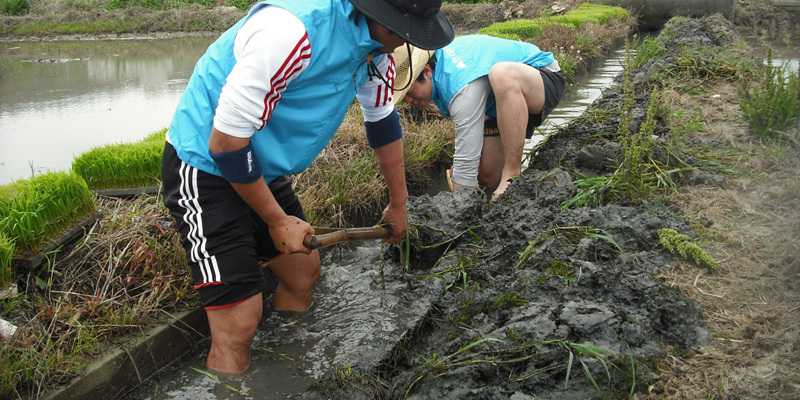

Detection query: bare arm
xmin=373 ymin=138 xmax=408 ymax=244
xmin=208 ymin=127 xmax=313 ymax=254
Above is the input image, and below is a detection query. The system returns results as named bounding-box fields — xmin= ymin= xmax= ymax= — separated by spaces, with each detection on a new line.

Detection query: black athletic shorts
xmin=483 ymin=68 xmax=566 ymax=138
xmin=161 ymin=142 xmax=306 ymax=309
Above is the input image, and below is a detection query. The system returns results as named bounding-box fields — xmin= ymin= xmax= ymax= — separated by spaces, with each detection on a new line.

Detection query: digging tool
xmin=303 ymin=225 xmax=393 ymax=250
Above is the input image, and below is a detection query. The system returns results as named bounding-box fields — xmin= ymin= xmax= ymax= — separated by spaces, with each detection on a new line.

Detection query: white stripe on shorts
xmin=177 ymin=161 xmax=221 ymax=283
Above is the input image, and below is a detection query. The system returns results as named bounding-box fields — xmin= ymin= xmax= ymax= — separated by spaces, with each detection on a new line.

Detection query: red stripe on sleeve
xmin=259 ymin=33 xmax=312 ymax=130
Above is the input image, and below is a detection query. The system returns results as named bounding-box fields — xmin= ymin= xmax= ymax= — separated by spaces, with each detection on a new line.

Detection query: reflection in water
xmin=0 ymin=36 xmax=215 ymax=185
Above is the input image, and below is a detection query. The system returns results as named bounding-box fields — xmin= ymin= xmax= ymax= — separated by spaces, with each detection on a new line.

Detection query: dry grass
xmin=294 ymin=104 xmax=454 ymax=228
xmin=640 ymin=80 xmax=800 ymax=399
xmin=1 ymin=195 xmax=195 ymax=398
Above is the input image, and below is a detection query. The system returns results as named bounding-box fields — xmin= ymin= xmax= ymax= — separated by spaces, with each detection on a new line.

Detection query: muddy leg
xmin=266 ymin=251 xmax=321 ymax=312
xmin=205 ymin=293 xmax=262 ymax=375
xmin=488 ymin=62 xmax=545 ymax=201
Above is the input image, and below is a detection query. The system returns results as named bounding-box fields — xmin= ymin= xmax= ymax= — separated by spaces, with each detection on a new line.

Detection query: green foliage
xmin=10 ymin=18 xmax=144 ymax=35
xmin=634 ymin=35 xmax=668 ymax=68
xmin=224 ymin=0 xmax=253 ymax=11
xmin=490 ymin=290 xmax=528 ymax=310
xmin=545 ymin=259 xmax=575 ymax=282
xmin=478 ymin=19 xmax=542 ymax=40
xmin=658 ymin=228 xmax=718 ymax=271
xmin=563 ymin=341 xmax=618 ymax=392
xmin=72 ymin=128 xmax=165 ymax=190
xmin=0 ymin=233 xmax=13 ymax=287
xmin=106 ymin=0 xmax=213 ymax=11
xmin=0 ymin=0 xmax=28 ymax=15
xmin=550 ymin=3 xmax=628 ymax=26
xmin=516 ymin=226 xmax=621 ymax=269
xmin=478 ymin=3 xmax=626 ymax=40
xmin=0 ymin=172 xmax=96 ymax=254
xmin=563 ymin=40 xmax=685 ymax=209
xmin=618 ymin=89 xmax=658 ymax=201
xmin=739 ymin=48 xmax=800 ymax=146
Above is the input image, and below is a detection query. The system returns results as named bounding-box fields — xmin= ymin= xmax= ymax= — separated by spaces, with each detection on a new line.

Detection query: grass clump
xmin=0 ymin=233 xmax=13 ymax=288
xmin=0 ymin=171 xmax=96 ymax=255
xmin=296 ymin=105 xmax=453 ymax=227
xmin=739 ymin=48 xmax=800 ymax=147
xmin=72 ymin=128 xmax=165 ymax=190
xmin=658 ymin=228 xmax=718 ymax=271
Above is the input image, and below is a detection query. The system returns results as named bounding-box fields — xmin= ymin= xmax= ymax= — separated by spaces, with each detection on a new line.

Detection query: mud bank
xmin=294 ymin=16 xmax=754 ymax=400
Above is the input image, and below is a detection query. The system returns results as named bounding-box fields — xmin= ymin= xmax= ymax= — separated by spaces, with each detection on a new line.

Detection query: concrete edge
xmin=41 ymin=307 xmax=208 ymax=400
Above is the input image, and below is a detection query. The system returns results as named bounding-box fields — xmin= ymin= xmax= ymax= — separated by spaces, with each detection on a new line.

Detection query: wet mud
xmin=298 ymin=17 xmax=743 ymax=400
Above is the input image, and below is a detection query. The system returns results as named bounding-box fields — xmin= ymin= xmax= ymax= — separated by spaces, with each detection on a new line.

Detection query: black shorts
xmin=483 ymin=68 xmax=566 ymax=138
xmin=161 ymin=142 xmax=306 ymax=309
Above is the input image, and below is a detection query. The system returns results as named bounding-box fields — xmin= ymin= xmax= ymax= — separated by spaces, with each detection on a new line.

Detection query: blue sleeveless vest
xmin=168 ymin=0 xmax=385 ymax=182
xmin=431 ymin=34 xmax=555 ymax=118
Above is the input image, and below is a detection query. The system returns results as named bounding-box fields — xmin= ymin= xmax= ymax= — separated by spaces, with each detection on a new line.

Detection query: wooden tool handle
xmin=303 ymin=226 xmax=392 ymax=250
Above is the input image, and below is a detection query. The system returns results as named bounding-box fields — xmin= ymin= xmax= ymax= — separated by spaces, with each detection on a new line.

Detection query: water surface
xmin=0 ymin=36 xmax=215 ymax=185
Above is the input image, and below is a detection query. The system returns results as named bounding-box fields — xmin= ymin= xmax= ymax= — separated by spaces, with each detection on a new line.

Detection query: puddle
xmin=121 ymin=242 xmax=441 ymax=399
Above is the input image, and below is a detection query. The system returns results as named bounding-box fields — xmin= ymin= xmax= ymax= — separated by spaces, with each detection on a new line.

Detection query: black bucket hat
xmin=350 ymin=0 xmax=454 ymax=50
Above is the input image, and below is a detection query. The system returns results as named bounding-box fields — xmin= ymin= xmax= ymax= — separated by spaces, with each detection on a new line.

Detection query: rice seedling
xmin=72 ymin=128 xmax=166 ymax=190
xmin=478 ymin=3 xmax=627 ymax=41
xmin=0 ymin=171 xmax=96 ymax=255
xmin=0 ymin=233 xmax=13 ymax=288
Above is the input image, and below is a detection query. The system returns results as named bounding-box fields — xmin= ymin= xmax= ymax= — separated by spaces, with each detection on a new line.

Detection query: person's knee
xmin=488 ymin=63 xmax=517 ymax=93
xmin=271 ymin=251 xmax=321 ymax=294
xmin=207 ymin=294 xmax=262 ymax=344
xmin=478 ymin=168 xmax=500 ymax=190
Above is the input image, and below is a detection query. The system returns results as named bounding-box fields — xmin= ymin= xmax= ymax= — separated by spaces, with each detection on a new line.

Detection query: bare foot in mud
xmin=491 ymin=176 xmax=515 ymax=202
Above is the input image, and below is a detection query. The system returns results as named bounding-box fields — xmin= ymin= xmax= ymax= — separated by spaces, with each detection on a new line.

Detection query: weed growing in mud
xmin=739 ymin=47 xmax=800 ymax=147
xmin=516 ymin=226 xmax=621 ymax=269
xmin=563 ymin=44 xmax=668 ymax=209
xmin=563 ymin=341 xmax=617 ymax=391
xmin=657 ymin=228 xmax=719 ymax=271
xmin=404 ymin=334 xmax=631 ymax=398
xmin=189 ymin=367 xmax=247 ymax=395
xmin=489 ymin=290 xmax=528 ymax=310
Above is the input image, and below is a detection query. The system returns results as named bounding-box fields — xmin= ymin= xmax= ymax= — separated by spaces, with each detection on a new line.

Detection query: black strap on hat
xmin=366 ymin=42 xmax=414 ymax=94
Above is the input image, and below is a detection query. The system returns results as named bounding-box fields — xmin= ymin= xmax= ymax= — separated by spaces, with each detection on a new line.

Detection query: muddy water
xmin=0 ymin=36 xmax=215 ymax=185
xmin=122 ymin=242 xmax=442 ymax=399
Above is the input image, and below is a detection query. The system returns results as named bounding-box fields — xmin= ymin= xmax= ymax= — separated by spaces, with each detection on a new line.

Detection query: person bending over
xmin=161 ymin=0 xmax=454 ymax=375
xmin=394 ymin=34 xmax=565 ymax=201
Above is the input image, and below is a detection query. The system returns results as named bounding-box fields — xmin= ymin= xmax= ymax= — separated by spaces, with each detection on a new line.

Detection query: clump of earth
xmin=297 ymin=15 xmax=749 ymax=400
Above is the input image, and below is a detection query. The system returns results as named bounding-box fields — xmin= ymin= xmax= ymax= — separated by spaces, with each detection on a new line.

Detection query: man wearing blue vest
xmin=161 ymin=0 xmax=453 ymax=375
xmin=394 ymin=34 xmax=565 ymax=201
